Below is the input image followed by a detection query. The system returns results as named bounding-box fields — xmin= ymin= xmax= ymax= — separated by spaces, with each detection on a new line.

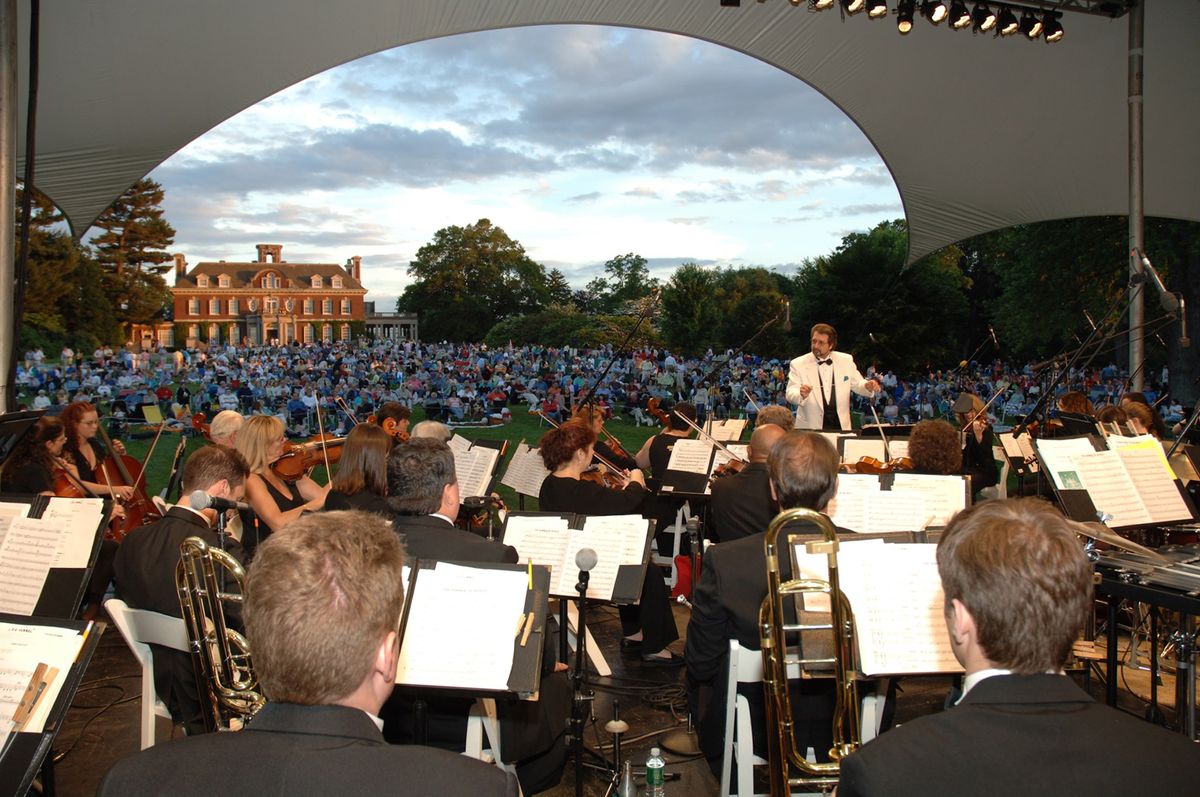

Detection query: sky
xmin=149 ymin=25 xmax=902 ymax=308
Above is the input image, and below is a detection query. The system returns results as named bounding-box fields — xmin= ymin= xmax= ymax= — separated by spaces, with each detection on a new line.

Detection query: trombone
xmin=758 ymin=508 xmax=860 ymax=794
xmin=176 ymin=535 xmax=265 ymax=732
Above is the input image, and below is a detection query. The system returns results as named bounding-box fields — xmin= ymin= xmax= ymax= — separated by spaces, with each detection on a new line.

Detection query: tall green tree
xmin=587 ymin=253 xmax=659 ymax=313
xmin=660 ymin=263 xmax=723 ymax=354
xmin=397 ymin=218 xmax=552 ymax=341
xmin=15 ymin=186 xmax=79 ymax=345
xmin=91 ymin=178 xmax=176 ymax=275
xmin=545 ymin=268 xmax=574 ymax=307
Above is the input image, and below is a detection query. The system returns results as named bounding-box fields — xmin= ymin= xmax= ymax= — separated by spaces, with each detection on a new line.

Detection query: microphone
xmin=1133 ymin=249 xmax=1180 ymax=314
xmin=189 ymin=490 xmax=252 ymax=513
xmin=782 ymin=298 xmax=792 ymax=332
xmin=1180 ymin=296 xmax=1190 ymax=348
xmin=575 ymin=547 xmax=598 ymax=572
xmin=1083 ymin=311 xmax=1097 ymax=331
xmin=988 ymin=325 xmax=999 ymax=350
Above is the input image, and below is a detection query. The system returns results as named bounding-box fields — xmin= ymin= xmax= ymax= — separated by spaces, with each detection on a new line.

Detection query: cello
xmin=95 ymin=420 xmax=164 ymax=540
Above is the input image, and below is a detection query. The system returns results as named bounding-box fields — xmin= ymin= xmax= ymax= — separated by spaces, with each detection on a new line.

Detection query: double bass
xmin=94 ymin=422 xmax=164 ymax=540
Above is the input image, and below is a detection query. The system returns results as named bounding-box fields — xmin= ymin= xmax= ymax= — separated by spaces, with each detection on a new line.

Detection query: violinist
xmin=709 ymin=423 xmax=786 ymax=543
xmin=322 ymin=423 xmax=394 ymax=517
xmin=634 ymin=401 xmax=696 ymax=553
xmin=575 ymin=403 xmax=637 ymax=471
xmin=1 ymin=416 xmax=69 ymax=495
xmin=951 ymin=393 xmax=999 ymax=497
xmin=60 ymin=401 xmax=135 ymax=502
xmin=208 ymin=409 xmax=244 ymax=447
xmin=234 ymin=415 xmax=328 ymax=555
xmin=537 ymin=420 xmax=681 ymax=666
xmin=372 ymin=401 xmax=411 ymax=445
xmin=907 ymin=419 xmax=964 ymax=476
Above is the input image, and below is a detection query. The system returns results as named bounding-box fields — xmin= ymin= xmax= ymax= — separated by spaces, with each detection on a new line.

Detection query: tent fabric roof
xmin=13 ymin=1 xmax=1200 ymax=264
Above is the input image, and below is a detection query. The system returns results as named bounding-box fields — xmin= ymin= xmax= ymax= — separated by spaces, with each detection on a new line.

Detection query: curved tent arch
xmin=11 ymin=0 xmax=1200 ymax=265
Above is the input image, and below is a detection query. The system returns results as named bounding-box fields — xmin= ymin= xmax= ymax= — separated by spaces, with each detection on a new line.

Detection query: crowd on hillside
xmin=14 ymin=338 xmax=1183 ymax=434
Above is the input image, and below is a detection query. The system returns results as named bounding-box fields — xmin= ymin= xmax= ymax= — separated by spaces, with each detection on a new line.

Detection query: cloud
xmin=668 ymin=216 xmax=711 ymax=226
xmin=840 ymin=202 xmax=903 ymax=216
xmin=565 ymin=191 xmax=603 ymax=205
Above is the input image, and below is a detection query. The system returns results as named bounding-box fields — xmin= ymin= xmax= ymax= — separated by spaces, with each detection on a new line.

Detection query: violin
xmin=709 ymin=458 xmax=747 ymax=482
xmin=270 ymin=435 xmax=345 ymax=482
xmin=192 ymin=412 xmax=212 ymax=441
xmin=647 ymin=397 xmax=672 ymax=427
xmin=840 ymin=456 xmax=914 ymax=475
xmin=581 ymin=467 xmax=628 ymax=490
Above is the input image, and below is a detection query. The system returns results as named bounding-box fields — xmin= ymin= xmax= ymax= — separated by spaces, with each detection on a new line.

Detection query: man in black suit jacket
xmin=708 ymin=423 xmax=786 ymax=542
xmin=100 ymin=510 xmax=516 ymax=797
xmin=837 ymin=498 xmax=1200 ymax=797
xmin=685 ymin=431 xmax=842 ymax=773
xmin=112 ymin=444 xmax=250 ymax=735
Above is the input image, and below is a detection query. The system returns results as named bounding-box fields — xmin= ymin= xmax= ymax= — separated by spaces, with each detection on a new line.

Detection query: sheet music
xmin=665 ymin=438 xmax=714 ymax=475
xmin=499 ymin=443 xmax=551 ymax=498
xmin=0 ymin=503 xmax=31 ymax=550
xmin=826 ymin=475 xmax=931 ymax=532
xmin=454 ymin=444 xmax=500 ymax=499
xmin=706 ymin=419 xmax=747 ymax=442
xmin=502 ymin=517 xmax=573 ymax=582
xmin=0 ymin=621 xmax=85 ymax=733
xmin=888 ymin=474 xmax=967 ymax=527
xmin=396 ymin=563 xmax=528 ymax=691
xmin=835 ymin=544 xmax=963 ymax=675
xmin=842 ymin=438 xmax=886 ymax=464
xmin=999 ymin=432 xmax=1038 ymax=471
xmin=1116 ymin=445 xmax=1191 ymax=524
xmin=0 ymin=518 xmax=64 ymax=615
xmin=825 ymin=475 xmax=878 ymax=533
xmin=793 ymin=538 xmax=883 ymax=613
xmin=1072 ymin=450 xmax=1152 ymax=527
xmin=40 ymin=496 xmax=104 ymax=534
xmin=502 ymin=515 xmax=648 ymax=600
xmin=446 ymin=434 xmax=471 ymax=457
xmin=1034 ymin=436 xmax=1099 ymax=491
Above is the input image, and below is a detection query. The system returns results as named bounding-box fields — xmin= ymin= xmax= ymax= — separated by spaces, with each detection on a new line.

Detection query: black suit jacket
xmin=708 ymin=462 xmax=776 ymax=542
xmin=112 ymin=506 xmax=244 ymax=734
xmin=392 ymin=513 xmax=518 ymax=564
xmin=838 ymin=673 xmax=1200 ymax=796
xmin=98 ymin=702 xmax=517 ymax=797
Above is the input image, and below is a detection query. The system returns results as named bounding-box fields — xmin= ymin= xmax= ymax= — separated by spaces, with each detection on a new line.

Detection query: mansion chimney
xmin=256 ymin=244 xmax=284 ymax=263
xmin=348 ymin=255 xmax=362 ymax=281
xmin=173 ymin=253 xmax=188 ymax=279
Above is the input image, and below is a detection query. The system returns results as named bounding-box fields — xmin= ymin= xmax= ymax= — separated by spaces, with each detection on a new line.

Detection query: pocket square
xmin=842 ymin=375 xmax=849 ymax=382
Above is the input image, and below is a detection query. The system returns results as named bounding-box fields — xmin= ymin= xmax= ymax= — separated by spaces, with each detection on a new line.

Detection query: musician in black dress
xmin=235 ymin=415 xmax=328 ymax=556
xmin=538 ymin=420 xmax=682 ymax=666
xmin=60 ymin=401 xmax=134 ymax=501
xmin=1 ymin=416 xmax=68 ymax=495
xmin=951 ymin=394 xmax=999 ymax=496
xmin=323 ymin=423 xmax=394 ymax=517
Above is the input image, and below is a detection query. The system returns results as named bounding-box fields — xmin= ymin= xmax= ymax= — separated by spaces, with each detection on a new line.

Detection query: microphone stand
xmin=660 ymin=517 xmax=703 ymax=757
xmin=569 ymin=559 xmax=595 ymax=797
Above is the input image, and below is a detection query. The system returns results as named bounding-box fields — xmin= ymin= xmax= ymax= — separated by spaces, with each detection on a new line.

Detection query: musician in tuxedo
xmin=685 ymin=431 xmax=842 ymax=774
xmin=836 ymin=498 xmax=1200 ymax=796
xmin=786 ymin=323 xmax=880 ymax=431
xmin=387 ymin=437 xmax=516 ymax=564
xmin=708 ymin=422 xmax=786 ymax=542
xmin=100 ymin=511 xmax=517 ymax=797
xmin=111 ymin=445 xmax=250 ymax=735
xmin=384 ymin=437 xmax=568 ymax=794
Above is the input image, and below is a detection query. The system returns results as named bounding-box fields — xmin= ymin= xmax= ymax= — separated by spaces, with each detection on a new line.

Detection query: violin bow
xmin=314 ymin=399 xmax=331 ymax=474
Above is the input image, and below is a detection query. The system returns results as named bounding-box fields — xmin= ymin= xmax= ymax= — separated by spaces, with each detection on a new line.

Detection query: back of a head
xmin=244 ymin=510 xmax=405 ymax=705
xmin=387 ymin=437 xmax=456 ymax=515
xmin=937 ymin=498 xmax=1091 ymax=674
xmin=181 ymin=444 xmax=250 ymax=495
xmin=538 ymin=419 xmax=596 ymax=471
xmin=748 ymin=423 xmax=787 ymax=463
xmin=908 ymin=419 xmax=963 ymax=475
xmin=331 ymin=423 xmax=392 ymax=496
xmin=375 ymin=401 xmax=411 ymax=424
xmin=209 ymin=410 xmax=244 ymax=443
xmin=767 ymin=431 xmax=839 ymax=511
xmin=670 ymin=401 xmax=697 ymax=431
xmin=756 ymin=405 xmax=794 ymax=431
xmin=409 ymin=420 xmax=452 ymax=442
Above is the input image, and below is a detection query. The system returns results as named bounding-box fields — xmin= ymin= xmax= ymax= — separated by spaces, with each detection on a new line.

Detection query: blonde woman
xmin=235 ymin=415 xmax=328 ymax=553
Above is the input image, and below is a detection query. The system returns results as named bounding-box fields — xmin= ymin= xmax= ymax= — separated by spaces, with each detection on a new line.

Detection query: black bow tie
xmin=818 ymin=358 xmax=833 ymax=366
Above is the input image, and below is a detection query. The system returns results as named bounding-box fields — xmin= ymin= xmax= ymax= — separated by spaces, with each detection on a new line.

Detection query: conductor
xmin=786 ymin=323 xmax=880 ymax=431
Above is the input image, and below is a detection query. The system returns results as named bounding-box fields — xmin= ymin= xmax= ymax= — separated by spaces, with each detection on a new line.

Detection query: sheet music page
xmin=454 ymin=445 xmax=500 ymax=499
xmin=1071 ymin=450 xmax=1151 ymax=528
xmin=863 ymin=490 xmax=930 ymax=532
xmin=665 ymin=438 xmax=714 ymax=475
xmin=1034 ymin=436 xmax=1099 ymax=490
xmin=999 ymin=432 xmax=1039 ymax=471
xmin=707 ymin=419 xmax=747 ymax=442
xmin=1116 ymin=444 xmax=1192 ymax=524
xmin=888 ymin=474 xmax=967 ymax=528
xmin=841 ymin=438 xmax=887 ymax=464
xmin=836 ymin=544 xmax=963 ymax=676
xmin=792 ymin=538 xmax=884 ymax=613
xmin=501 ymin=517 xmax=572 ymax=591
xmin=0 ymin=502 xmax=31 ymax=550
xmin=446 ymin=434 xmax=471 ymax=457
xmin=888 ymin=440 xmax=910 ymax=459
xmin=1106 ymin=434 xmax=1174 ymax=470
xmin=572 ymin=516 xmax=651 ymax=601
xmin=499 ymin=443 xmax=551 ymax=498
xmin=0 ymin=621 xmax=85 ymax=733
xmin=41 ymin=497 xmax=105 ymax=536
xmin=825 ymin=474 xmax=879 ymax=533
xmin=0 ymin=517 xmax=65 ymax=615
xmin=396 ymin=562 xmax=528 ymax=690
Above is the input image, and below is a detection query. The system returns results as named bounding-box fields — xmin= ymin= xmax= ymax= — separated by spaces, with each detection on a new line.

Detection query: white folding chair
xmin=104 ymin=598 xmax=190 ymax=749
xmin=987 ymin=444 xmax=1010 ymax=500
xmin=652 ymin=503 xmax=690 ymax=590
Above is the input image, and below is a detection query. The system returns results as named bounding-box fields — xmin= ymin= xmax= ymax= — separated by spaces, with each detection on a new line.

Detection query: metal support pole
xmin=0 ymin=0 xmax=18 ymax=413
xmin=1127 ymin=1 xmax=1145 ymax=392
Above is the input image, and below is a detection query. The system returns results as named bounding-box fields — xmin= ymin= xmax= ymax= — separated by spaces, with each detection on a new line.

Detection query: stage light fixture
xmin=897 ymin=0 xmax=916 ymax=32
xmin=920 ymin=1 xmax=948 ymax=24
xmin=997 ymin=5 xmax=1019 ymax=35
xmin=971 ymin=3 xmax=996 ymax=32
xmin=1043 ymin=12 xmax=1063 ymax=42
xmin=867 ymin=0 xmax=889 ymax=19
xmin=948 ymin=1 xmax=971 ymax=28
xmin=1019 ymin=10 xmax=1043 ymax=38
xmin=841 ymin=0 xmax=867 ymax=14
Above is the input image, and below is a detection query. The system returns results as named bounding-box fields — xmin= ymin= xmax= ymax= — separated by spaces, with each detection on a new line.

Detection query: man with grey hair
xmin=208 ymin=409 xmax=243 ymax=447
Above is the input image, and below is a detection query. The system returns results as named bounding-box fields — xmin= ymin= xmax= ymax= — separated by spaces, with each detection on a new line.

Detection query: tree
xmin=91 ymin=178 xmax=176 ymax=275
xmin=545 ymin=268 xmax=574 ymax=307
xmin=397 ymin=219 xmax=552 ymax=341
xmin=586 ymin=253 xmax=659 ymax=313
xmin=660 ymin=264 xmax=722 ymax=354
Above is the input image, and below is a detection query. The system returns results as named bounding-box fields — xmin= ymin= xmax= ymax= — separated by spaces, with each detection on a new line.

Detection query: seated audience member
xmin=408 ymin=419 xmax=453 ymax=442
xmin=208 ymin=409 xmax=244 ymax=447
xmin=907 ymin=419 xmax=963 ymax=476
xmin=837 ymin=498 xmax=1200 ymax=796
xmin=708 ymin=423 xmax=786 ymax=542
xmin=100 ymin=511 xmax=516 ymax=796
xmin=323 ymin=423 xmax=394 ymax=517
xmin=112 ymin=445 xmax=250 ymax=735
xmin=388 ymin=438 xmax=516 ymax=563
xmin=686 ymin=431 xmax=842 ymax=773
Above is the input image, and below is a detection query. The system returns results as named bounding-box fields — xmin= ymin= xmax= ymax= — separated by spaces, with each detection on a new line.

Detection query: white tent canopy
xmin=11 ymin=0 xmax=1200 ymax=263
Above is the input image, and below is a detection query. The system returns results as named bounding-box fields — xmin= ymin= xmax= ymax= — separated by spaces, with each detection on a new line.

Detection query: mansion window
xmin=229 ymin=298 xmax=239 ymax=315
xmin=322 ymin=299 xmax=333 ymax=315
xmin=263 ymin=274 xmax=280 ymax=289
xmin=340 ymin=324 xmax=351 ymax=341
xmin=218 ymin=275 xmax=231 ymax=288
xmin=332 ymin=276 xmax=343 ymax=288
xmin=322 ymin=324 xmax=333 ymax=342
xmin=209 ymin=299 xmax=221 ymax=315
xmin=265 ymin=298 xmax=279 ymax=313
xmin=304 ymin=299 xmax=314 ymax=315
xmin=303 ymin=324 xmax=314 ymax=343
xmin=340 ymin=299 xmax=351 ymax=315
xmin=311 ymin=275 xmax=323 ymax=289
xmin=188 ymin=299 xmax=200 ymax=315
xmin=197 ymin=275 xmax=209 ymax=288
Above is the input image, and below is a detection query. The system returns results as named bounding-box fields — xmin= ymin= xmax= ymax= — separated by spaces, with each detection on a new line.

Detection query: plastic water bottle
xmin=618 ymin=760 xmax=636 ymax=797
xmin=645 ymin=747 xmax=666 ymax=796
